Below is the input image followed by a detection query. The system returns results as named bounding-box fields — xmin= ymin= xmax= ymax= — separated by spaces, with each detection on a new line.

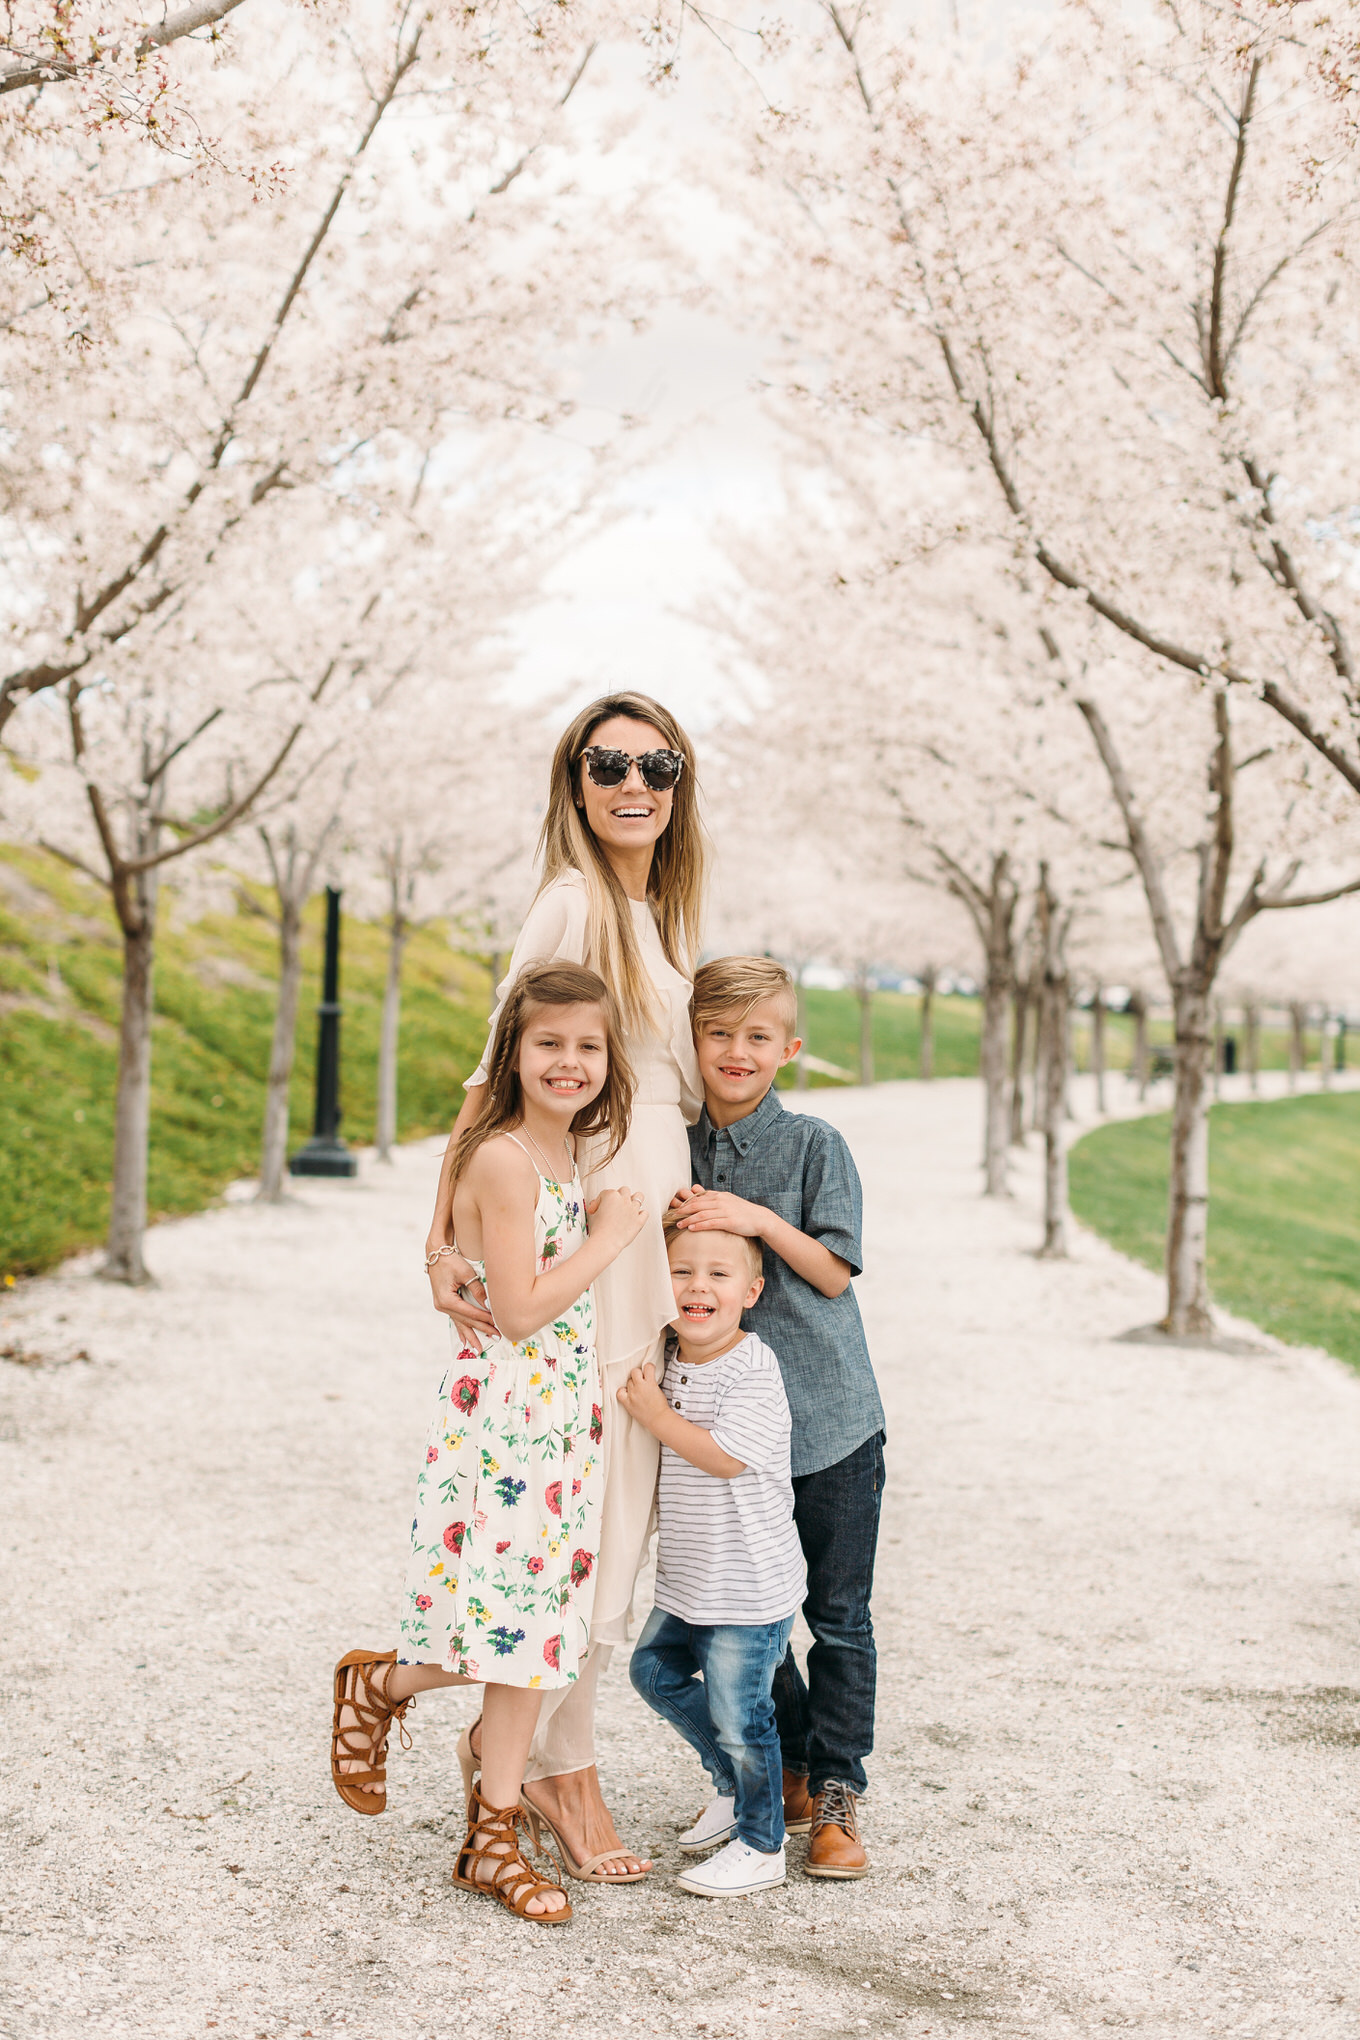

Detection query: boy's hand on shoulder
xmin=671 ymin=1188 xmax=767 ymax=1238
xmin=615 ymin=1360 xmax=669 ymax=1433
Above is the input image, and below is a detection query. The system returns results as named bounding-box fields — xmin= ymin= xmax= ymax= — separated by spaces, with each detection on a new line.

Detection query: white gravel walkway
xmin=2 ymin=1077 xmax=1359 ymax=2040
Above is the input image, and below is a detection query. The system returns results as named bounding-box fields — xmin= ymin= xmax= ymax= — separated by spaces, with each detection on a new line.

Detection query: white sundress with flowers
xmin=397 ymin=1143 xmax=603 ymax=1688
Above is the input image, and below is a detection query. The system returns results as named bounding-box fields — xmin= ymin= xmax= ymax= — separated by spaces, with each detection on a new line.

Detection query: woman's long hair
xmin=449 ymin=963 xmax=636 ymax=1189
xmin=537 ymin=691 xmax=707 ymax=1040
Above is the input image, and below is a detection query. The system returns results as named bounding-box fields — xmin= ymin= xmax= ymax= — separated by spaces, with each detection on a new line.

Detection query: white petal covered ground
xmin=2 ymin=1077 xmax=1359 ymax=2040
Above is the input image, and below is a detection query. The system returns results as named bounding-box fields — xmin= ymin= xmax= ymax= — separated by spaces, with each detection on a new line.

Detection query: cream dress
xmin=467 ymin=872 xmax=700 ymax=1657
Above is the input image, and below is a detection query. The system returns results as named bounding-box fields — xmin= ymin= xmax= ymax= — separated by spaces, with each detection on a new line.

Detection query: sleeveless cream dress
xmin=466 ymin=872 xmax=700 ymax=1647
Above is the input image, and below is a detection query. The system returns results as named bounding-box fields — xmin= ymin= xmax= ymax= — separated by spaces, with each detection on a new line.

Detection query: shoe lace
xmin=812 ymin=1781 xmax=857 ymax=1835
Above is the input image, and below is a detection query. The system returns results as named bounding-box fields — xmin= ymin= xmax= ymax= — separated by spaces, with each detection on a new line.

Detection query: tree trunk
xmin=1288 ymin=1001 xmax=1305 ymax=1092
xmin=257 ymin=897 xmax=305 ymax=1201
xmin=919 ymin=965 xmax=936 ymax=1081
xmin=1164 ymin=984 xmax=1215 ymax=1336
xmin=856 ymin=973 xmax=874 ymax=1086
xmin=1213 ymin=1002 xmax=1224 ymax=1099
xmin=981 ymin=967 xmax=1011 ymax=1195
xmin=1009 ymin=975 xmax=1030 ymax=1143
xmin=1035 ymin=869 xmax=1069 ymax=1257
xmin=1030 ymin=978 xmax=1049 ymax=1131
xmin=1091 ymin=985 xmax=1107 ymax=1114
xmin=1130 ymin=992 xmax=1149 ymax=1100
xmin=489 ymin=949 xmax=503 ymax=1017
xmin=795 ymin=969 xmax=810 ymax=1091
xmin=1319 ymin=1011 xmax=1333 ymax=1092
xmin=376 ymin=913 xmax=410 ymax=1160
xmin=102 ymin=867 xmax=159 ymax=1285
xmin=1245 ymin=1001 xmax=1260 ymax=1096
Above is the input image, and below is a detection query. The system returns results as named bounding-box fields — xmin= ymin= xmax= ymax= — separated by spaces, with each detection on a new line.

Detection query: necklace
xmin=519 ymin=1125 xmax=574 ymax=1183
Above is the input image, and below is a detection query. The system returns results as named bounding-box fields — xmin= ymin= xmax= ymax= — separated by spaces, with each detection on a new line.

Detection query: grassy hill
xmin=1069 ymin=1093 xmax=1360 ymax=1368
xmin=0 ymin=847 xmax=493 ymax=1280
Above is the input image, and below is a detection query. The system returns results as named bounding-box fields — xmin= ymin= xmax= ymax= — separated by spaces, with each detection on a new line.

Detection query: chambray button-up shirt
xmin=688 ymin=1088 xmax=885 ymax=1479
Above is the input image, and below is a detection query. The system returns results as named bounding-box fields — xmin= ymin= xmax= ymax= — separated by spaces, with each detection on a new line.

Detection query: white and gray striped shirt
xmin=653 ymin=1333 xmax=807 ymax=1627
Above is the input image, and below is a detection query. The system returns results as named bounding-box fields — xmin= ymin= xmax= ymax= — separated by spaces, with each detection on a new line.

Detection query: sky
xmin=496 ymin=39 xmax=790 ymax=732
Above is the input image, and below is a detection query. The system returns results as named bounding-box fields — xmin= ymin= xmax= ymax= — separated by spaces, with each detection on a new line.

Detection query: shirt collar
xmin=700 ymin=1084 xmax=785 ymax=1156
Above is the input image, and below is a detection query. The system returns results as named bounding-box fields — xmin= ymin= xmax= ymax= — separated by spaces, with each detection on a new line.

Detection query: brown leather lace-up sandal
xmin=453 ymin=1784 xmax=573 ymax=1925
xmin=331 ymin=1648 xmax=413 ymax=1815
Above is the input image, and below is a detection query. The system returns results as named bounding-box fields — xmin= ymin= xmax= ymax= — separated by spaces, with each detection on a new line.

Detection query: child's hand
xmin=587 ymin=1185 xmax=649 ymax=1253
xmin=670 ymin=1188 xmax=766 ymax=1238
xmin=615 ymin=1360 xmax=669 ymax=1433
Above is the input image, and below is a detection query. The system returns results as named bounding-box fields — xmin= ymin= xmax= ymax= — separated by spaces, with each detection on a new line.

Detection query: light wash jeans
xmin=629 ymin=1606 xmax=796 ymax=1853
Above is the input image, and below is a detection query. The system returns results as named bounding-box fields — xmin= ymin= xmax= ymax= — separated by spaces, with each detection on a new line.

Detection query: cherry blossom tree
xmin=723 ymin=0 xmax=1360 ymax=1327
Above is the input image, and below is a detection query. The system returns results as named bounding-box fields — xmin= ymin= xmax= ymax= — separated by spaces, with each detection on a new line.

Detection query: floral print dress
xmin=397 ymin=1148 xmax=603 ymax=1688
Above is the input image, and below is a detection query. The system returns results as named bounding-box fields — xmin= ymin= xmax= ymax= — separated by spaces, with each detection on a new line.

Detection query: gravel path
xmin=2 ymin=1077 xmax=1359 ymax=2040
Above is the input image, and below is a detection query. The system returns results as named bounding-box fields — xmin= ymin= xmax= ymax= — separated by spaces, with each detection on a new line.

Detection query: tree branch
xmin=1069 ymin=688 xmax=1183 ymax=982
xmin=0 ymin=25 xmax=419 ymax=732
xmin=0 ymin=0 xmax=247 ymax=93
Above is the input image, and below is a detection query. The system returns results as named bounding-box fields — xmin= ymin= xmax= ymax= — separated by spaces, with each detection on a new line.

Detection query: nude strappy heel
xmin=519 ymin=1792 xmax=648 ymax=1883
xmin=330 ymin=1648 xmax=412 ymax=1815
xmin=453 ymin=1785 xmax=573 ymax=1925
xmin=457 ymin=1714 xmax=482 ymax=1809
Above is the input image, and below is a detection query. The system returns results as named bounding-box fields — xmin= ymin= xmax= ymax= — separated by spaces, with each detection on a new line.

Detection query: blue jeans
xmin=773 ymin=1430 xmax=884 ymax=1798
xmin=629 ymin=1607 xmax=796 ymax=1853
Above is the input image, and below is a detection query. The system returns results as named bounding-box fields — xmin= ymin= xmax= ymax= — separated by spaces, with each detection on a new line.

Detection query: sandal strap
xmin=332 ymin=1651 xmax=413 ymax=1789
xmin=458 ymin=1790 xmax=569 ymax=1918
xmin=574 ymin=1847 xmax=640 ymax=1876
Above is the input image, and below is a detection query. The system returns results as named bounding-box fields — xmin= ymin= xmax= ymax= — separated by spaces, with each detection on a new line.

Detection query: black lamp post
xmin=289 ymin=886 xmax=358 ymax=1179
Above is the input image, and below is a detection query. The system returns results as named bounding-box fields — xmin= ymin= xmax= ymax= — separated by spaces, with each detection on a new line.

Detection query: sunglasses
xmin=579 ymin=745 xmax=685 ymax=792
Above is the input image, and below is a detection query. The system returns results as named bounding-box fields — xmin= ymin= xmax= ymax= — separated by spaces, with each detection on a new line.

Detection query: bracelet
xmin=423 ymin=1243 xmax=462 ymax=1272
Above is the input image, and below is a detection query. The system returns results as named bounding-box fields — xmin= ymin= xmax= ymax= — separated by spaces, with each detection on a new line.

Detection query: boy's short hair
xmin=691 ymin=956 xmax=798 ymax=1038
xmin=664 ymin=1209 xmax=763 ymax=1286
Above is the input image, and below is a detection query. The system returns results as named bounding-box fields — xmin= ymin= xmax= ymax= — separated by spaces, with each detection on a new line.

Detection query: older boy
xmin=669 ymin=956 xmax=885 ymax=1879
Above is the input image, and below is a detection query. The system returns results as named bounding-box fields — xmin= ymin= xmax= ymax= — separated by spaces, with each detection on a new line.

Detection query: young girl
xmin=330 ymin=963 xmax=646 ymax=1925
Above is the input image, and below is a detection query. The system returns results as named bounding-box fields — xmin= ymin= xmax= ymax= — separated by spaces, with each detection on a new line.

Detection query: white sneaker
xmin=676 ymin=1837 xmax=786 ymax=1897
xmin=677 ymin=1796 xmax=737 ymax=1854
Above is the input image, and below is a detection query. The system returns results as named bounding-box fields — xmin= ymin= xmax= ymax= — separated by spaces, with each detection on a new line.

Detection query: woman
xmin=333 ymin=691 xmax=705 ymax=1882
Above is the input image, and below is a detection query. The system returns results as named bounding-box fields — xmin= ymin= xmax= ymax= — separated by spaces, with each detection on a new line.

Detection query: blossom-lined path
xmin=2 ymin=1078 xmax=1359 ymax=2040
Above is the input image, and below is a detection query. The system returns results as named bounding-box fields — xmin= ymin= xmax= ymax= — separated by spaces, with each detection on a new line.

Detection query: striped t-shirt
xmin=653 ymin=1332 xmax=807 ymax=1627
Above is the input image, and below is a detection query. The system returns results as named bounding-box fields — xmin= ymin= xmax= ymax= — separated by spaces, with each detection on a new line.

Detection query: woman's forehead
xmin=586 ymin=714 xmax=669 ymax=753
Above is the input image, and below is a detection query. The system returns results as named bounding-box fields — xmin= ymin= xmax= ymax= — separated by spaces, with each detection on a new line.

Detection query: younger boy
xmin=618 ymin=1220 xmax=806 ymax=1898
xmin=669 ymin=956 xmax=885 ymax=1879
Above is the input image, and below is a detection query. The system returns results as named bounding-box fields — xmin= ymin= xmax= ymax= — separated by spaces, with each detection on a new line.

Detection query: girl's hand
xmin=586 ymin=1185 xmax=649 ymax=1253
xmin=615 ymin=1360 xmax=669 ymax=1433
xmin=427 ymin=1248 xmax=498 ymax=1342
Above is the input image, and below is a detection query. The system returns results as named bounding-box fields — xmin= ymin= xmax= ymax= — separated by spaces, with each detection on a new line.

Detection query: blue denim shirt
xmin=687 ymin=1088 xmax=885 ymax=1479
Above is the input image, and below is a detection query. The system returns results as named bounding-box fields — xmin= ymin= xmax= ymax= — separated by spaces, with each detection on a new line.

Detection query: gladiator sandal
xmin=330 ymin=1648 xmax=413 ymax=1815
xmin=453 ymin=1784 xmax=574 ymax=1925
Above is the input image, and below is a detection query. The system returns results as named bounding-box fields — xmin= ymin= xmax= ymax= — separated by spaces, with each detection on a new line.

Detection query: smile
xmin=610 ymin=806 xmax=652 ymax=820
xmin=681 ymin=1303 xmax=716 ymax=1319
xmin=545 ymin=1078 xmax=585 ymax=1091
xmin=718 ymin=1065 xmax=753 ymax=1080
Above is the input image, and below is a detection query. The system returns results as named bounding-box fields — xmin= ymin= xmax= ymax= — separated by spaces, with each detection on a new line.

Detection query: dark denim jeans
xmin=773 ymin=1428 xmax=884 ymax=1798
xmin=629 ymin=1607 xmax=796 ymax=1853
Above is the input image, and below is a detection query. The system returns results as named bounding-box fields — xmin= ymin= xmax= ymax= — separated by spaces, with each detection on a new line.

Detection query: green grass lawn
xmin=1069 ymin=1093 xmax=1360 ymax=1368
xmin=778 ymin=986 xmax=982 ymax=1087
xmin=0 ymin=846 xmax=494 ymax=1279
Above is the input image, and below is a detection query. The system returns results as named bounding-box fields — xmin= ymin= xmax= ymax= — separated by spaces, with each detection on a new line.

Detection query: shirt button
xmin=680 ymin=1375 xmax=688 ymax=1384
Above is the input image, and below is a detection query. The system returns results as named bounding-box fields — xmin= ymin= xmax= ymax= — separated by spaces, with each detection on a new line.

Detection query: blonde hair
xmin=537 ymin=692 xmax=707 ymax=1040
xmin=450 ymin=964 xmax=635 ymax=1185
xmin=663 ymin=1209 xmax=763 ymax=1285
xmin=692 ymin=955 xmax=798 ymax=1037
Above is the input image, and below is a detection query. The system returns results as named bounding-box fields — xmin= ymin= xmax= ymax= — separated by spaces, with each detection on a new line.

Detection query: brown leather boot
xmin=804 ymin=1781 xmax=869 ymax=1879
xmin=783 ymin=1768 xmax=815 ymax=1835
